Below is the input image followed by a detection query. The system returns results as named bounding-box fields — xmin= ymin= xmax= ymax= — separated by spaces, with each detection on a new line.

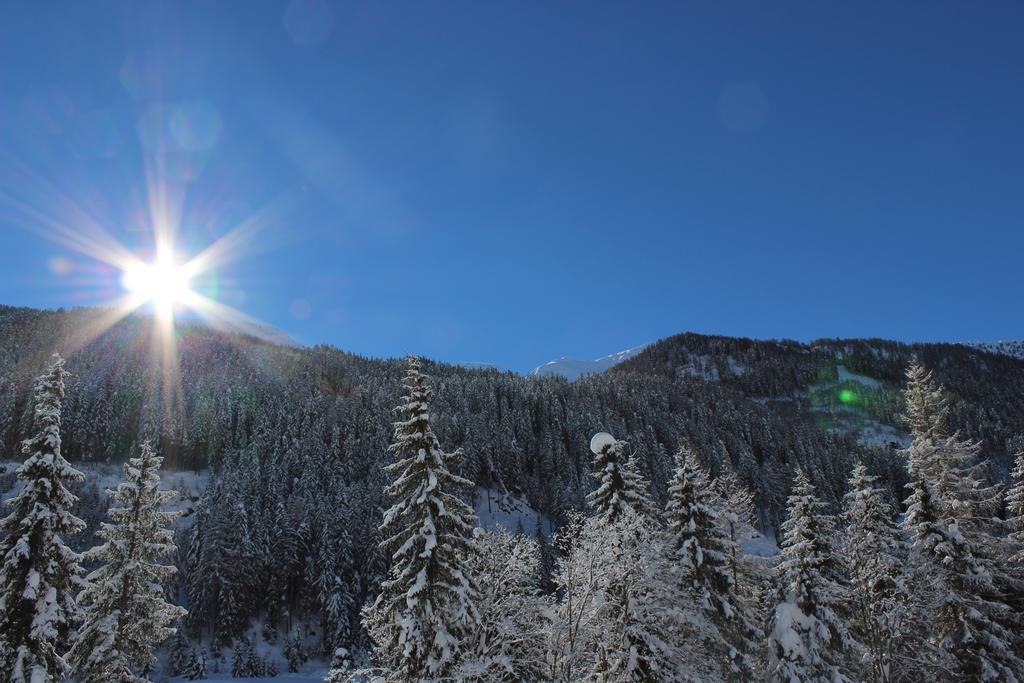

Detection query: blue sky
xmin=1 ymin=1 xmax=1022 ymax=372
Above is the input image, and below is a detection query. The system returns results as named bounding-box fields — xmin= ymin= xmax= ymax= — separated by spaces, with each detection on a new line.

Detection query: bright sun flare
xmin=121 ymin=251 xmax=194 ymax=316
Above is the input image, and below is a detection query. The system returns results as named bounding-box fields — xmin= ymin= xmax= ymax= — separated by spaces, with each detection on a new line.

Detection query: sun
xmin=121 ymin=249 xmax=195 ymax=318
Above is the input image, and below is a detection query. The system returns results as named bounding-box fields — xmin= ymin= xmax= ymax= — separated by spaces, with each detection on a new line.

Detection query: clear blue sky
xmin=1 ymin=1 xmax=1022 ymax=372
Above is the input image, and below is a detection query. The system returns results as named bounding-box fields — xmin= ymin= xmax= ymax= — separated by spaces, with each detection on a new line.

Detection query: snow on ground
xmin=170 ymin=670 xmax=328 ymax=683
xmin=679 ymin=354 xmax=719 ymax=381
xmin=458 ymin=361 xmax=501 ymax=370
xmin=836 ymin=364 xmax=882 ymax=389
xmin=966 ymin=340 xmax=1024 ymax=361
xmin=474 ymin=487 xmax=553 ymax=538
xmin=857 ymin=421 xmax=911 ymax=450
xmin=741 ymin=532 xmax=779 ymax=558
xmin=821 ymin=415 xmax=911 ymax=451
xmin=726 ymin=355 xmax=747 ymax=376
xmin=0 ymin=461 xmax=208 ymax=521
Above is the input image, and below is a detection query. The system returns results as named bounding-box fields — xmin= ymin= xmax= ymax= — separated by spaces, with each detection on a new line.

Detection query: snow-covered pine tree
xmin=231 ymin=639 xmax=251 ymax=677
xmin=901 ymin=362 xmax=999 ymax=529
xmin=185 ymin=646 xmax=207 ymax=680
xmin=168 ymin=628 xmax=192 ymax=677
xmin=902 ymin=361 xmax=949 ymax=444
xmin=899 ymin=363 xmax=1024 ymax=680
xmin=0 ymin=353 xmax=86 ymax=682
xmin=457 ymin=526 xmax=550 ymax=682
xmin=665 ymin=446 xmax=757 ymax=679
xmin=545 ymin=511 xmax=703 ymax=682
xmin=1008 ymin=449 xmax=1024 ymax=564
xmin=360 ymin=356 xmax=480 ymax=681
xmin=283 ymin=629 xmax=307 ymax=673
xmin=585 ymin=432 xmax=654 ymax=524
xmin=715 ymin=464 xmax=757 ymax=594
xmin=767 ymin=468 xmax=854 ymax=682
xmin=842 ymin=462 xmax=908 ymax=683
xmin=66 ymin=440 xmax=187 ymax=682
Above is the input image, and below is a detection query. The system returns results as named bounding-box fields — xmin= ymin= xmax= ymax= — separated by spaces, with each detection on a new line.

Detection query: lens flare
xmin=122 ymin=249 xmax=195 ymax=319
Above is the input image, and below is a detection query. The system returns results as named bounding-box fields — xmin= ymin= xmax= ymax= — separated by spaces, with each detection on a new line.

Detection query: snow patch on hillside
xmin=741 ymin=532 xmax=779 ymax=558
xmin=966 ymin=341 xmax=1024 ymax=360
xmin=172 ymin=669 xmax=328 ymax=682
xmin=680 ymin=354 xmax=719 ymax=381
xmin=836 ymin=365 xmax=882 ymax=389
xmin=0 ymin=461 xmax=207 ymax=520
xmin=530 ymin=346 xmax=647 ymax=381
xmin=474 ymin=487 xmax=552 ymax=538
xmin=458 ymin=361 xmax=502 ymax=371
xmin=856 ymin=421 xmax=911 ymax=450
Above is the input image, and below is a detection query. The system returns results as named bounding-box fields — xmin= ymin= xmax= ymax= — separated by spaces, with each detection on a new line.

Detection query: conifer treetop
xmin=363 ymin=355 xmax=480 ymax=681
xmin=0 ymin=353 xmax=85 ymax=682
xmin=1008 ymin=450 xmax=1024 ymax=562
xmin=585 ymin=432 xmax=653 ymax=524
xmin=903 ymin=361 xmax=949 ymax=445
xmin=768 ymin=467 xmax=853 ymax=682
xmin=67 ymin=439 xmax=186 ymax=682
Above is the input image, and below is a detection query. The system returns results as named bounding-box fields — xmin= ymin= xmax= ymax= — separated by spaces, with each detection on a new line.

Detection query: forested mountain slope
xmin=2 ymin=304 xmax=1022 ymax=534
xmin=4 ymin=303 xmax=1024 ymax=671
xmin=613 ymin=332 xmax=1024 ymax=468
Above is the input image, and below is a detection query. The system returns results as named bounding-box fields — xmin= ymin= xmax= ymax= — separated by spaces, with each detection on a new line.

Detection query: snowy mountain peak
xmin=530 ymin=345 xmax=647 ymax=381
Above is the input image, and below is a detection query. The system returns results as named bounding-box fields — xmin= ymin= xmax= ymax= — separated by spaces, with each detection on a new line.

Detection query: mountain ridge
xmin=2 ymin=303 xmax=1022 ymax=533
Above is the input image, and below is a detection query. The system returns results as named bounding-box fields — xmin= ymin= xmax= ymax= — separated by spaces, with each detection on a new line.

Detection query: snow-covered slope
xmin=966 ymin=341 xmax=1024 ymax=361
xmin=530 ymin=346 xmax=647 ymax=381
xmin=474 ymin=487 xmax=552 ymax=538
xmin=458 ymin=362 xmax=501 ymax=371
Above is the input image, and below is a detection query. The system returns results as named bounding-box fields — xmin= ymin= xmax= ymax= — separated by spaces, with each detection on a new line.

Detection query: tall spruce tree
xmin=899 ymin=362 xmax=1024 ymax=680
xmin=67 ymin=441 xmax=187 ymax=682
xmin=665 ymin=447 xmax=757 ymax=679
xmin=0 ymin=353 xmax=86 ymax=682
xmin=767 ymin=468 xmax=853 ymax=682
xmin=362 ymin=356 xmax=480 ymax=680
xmin=842 ymin=462 xmax=908 ymax=683
xmin=1008 ymin=449 xmax=1024 ymax=564
xmin=585 ymin=432 xmax=653 ymax=523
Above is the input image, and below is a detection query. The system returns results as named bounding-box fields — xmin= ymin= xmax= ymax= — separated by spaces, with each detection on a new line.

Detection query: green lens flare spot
xmin=839 ymin=389 xmax=856 ymax=404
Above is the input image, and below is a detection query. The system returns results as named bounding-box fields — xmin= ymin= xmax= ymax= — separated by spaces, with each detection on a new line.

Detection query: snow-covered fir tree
xmin=544 ymin=511 xmax=706 ymax=682
xmin=767 ymin=467 xmax=854 ymax=682
xmin=184 ymin=646 xmax=207 ymax=680
xmin=457 ymin=526 xmax=550 ymax=681
xmin=899 ymin=362 xmax=1024 ymax=681
xmin=665 ymin=446 xmax=757 ymax=679
xmin=714 ymin=464 xmax=758 ymax=596
xmin=1007 ymin=448 xmax=1024 ymax=564
xmin=66 ymin=440 xmax=187 ymax=682
xmin=168 ymin=629 xmax=192 ymax=677
xmin=0 ymin=354 xmax=86 ymax=682
xmin=360 ymin=356 xmax=480 ymax=681
xmin=841 ymin=462 xmax=908 ymax=683
xmin=901 ymin=363 xmax=1000 ymax=529
xmin=585 ymin=432 xmax=654 ymax=524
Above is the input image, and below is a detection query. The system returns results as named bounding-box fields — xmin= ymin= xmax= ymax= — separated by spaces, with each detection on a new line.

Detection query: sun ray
xmin=184 ymin=290 xmax=293 ymax=345
xmin=0 ymin=153 xmax=143 ymax=272
xmin=61 ymin=294 xmax=149 ymax=356
xmin=182 ymin=188 xmax=301 ymax=276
